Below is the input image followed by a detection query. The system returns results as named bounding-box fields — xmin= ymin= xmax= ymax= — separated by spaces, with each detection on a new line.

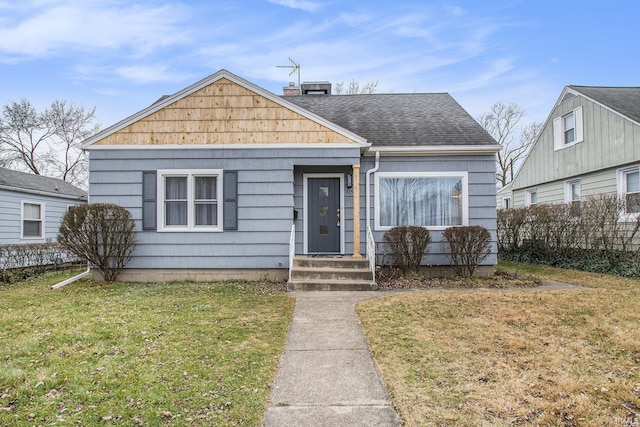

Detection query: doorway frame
xmin=303 ymin=173 xmax=346 ymax=254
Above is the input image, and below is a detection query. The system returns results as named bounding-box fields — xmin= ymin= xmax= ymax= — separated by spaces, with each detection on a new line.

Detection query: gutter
xmin=50 ymin=265 xmax=90 ymax=290
xmin=365 ymin=151 xmax=381 ymax=230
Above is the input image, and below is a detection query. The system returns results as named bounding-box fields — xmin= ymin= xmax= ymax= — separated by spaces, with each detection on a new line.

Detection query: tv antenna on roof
xmin=276 ymin=57 xmax=301 ymax=87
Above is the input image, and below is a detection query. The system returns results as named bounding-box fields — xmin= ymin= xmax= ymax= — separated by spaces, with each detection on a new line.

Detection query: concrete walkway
xmin=264 ymin=291 xmax=400 ymax=427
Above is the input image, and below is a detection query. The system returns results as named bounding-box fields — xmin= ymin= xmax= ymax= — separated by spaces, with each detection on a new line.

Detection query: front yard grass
xmin=358 ymin=261 xmax=640 ymax=426
xmin=0 ymin=271 xmax=294 ymax=426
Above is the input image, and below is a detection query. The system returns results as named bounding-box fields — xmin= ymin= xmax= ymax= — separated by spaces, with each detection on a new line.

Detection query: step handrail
xmin=288 ymin=224 xmax=295 ymax=282
xmin=366 ymin=226 xmax=376 ymax=282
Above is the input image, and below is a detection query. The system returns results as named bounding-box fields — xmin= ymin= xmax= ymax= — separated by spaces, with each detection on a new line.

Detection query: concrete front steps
xmin=288 ymin=256 xmax=377 ymax=291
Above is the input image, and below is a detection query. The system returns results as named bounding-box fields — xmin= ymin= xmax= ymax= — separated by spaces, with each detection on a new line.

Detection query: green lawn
xmin=0 ymin=271 xmax=294 ymax=426
xmin=358 ymin=262 xmax=640 ymax=426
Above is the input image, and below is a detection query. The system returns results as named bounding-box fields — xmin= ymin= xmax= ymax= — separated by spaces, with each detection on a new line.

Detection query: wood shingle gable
xmin=83 ymin=70 xmax=367 ymax=148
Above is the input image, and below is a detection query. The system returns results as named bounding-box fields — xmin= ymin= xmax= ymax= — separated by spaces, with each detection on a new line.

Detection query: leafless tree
xmin=0 ymin=99 xmax=100 ymax=187
xmin=334 ymin=79 xmax=379 ymax=95
xmin=478 ymin=101 xmax=541 ymax=187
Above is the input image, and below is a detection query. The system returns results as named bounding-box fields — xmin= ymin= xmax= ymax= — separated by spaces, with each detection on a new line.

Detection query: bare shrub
xmin=0 ymin=243 xmax=80 ymax=283
xmin=58 ymin=204 xmax=137 ymax=282
xmin=382 ymin=226 xmax=431 ymax=274
xmin=442 ymin=226 xmax=491 ymax=278
xmin=497 ymin=207 xmax=527 ymax=251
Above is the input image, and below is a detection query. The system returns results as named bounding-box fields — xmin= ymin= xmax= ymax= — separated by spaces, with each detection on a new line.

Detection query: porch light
xmin=346 ymin=173 xmax=353 ymax=188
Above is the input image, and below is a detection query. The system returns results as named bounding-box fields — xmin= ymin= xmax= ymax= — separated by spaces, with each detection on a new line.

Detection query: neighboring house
xmin=81 ymin=69 xmax=500 ymax=282
xmin=0 ymin=167 xmax=87 ymax=244
xmin=501 ymin=86 xmax=640 ymax=214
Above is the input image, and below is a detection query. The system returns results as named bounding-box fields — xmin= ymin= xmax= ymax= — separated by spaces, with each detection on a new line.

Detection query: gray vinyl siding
xmin=89 ymin=147 xmax=361 ymax=270
xmin=362 ymin=154 xmax=498 ymax=266
xmin=0 ymin=188 xmax=85 ymax=244
xmin=512 ymin=166 xmax=623 ymax=208
xmin=513 ymin=94 xmax=640 ymax=191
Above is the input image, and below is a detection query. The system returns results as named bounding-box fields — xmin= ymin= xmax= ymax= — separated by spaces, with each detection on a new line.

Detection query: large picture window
xmin=375 ymin=172 xmax=467 ymax=230
xmin=158 ymin=170 xmax=222 ymax=231
xmin=22 ymin=201 xmax=44 ymax=238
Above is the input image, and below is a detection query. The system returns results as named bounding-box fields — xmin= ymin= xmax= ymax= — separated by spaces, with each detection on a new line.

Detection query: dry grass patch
xmin=358 ymin=264 xmax=640 ymax=426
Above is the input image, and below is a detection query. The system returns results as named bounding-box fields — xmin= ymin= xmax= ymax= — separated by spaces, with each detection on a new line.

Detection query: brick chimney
xmin=283 ymin=82 xmax=300 ymax=96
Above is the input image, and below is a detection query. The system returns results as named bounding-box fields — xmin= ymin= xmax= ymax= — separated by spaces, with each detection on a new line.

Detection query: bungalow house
xmin=81 ymin=69 xmax=500 ymax=285
xmin=498 ymin=86 xmax=640 ymax=212
xmin=0 ymin=167 xmax=87 ymax=244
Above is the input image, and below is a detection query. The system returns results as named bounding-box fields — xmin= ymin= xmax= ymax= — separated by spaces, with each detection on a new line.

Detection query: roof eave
xmin=0 ymin=184 xmax=87 ymax=201
xmin=364 ymin=144 xmax=501 ymax=156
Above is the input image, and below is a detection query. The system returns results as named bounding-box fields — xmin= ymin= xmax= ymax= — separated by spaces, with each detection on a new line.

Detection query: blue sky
xmin=1 ymin=0 xmax=638 ymax=129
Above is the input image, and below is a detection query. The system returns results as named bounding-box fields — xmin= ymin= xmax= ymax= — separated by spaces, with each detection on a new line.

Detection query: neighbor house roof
xmin=283 ymin=93 xmax=498 ymax=148
xmin=569 ymin=86 xmax=640 ymax=124
xmin=0 ymin=167 xmax=87 ymax=201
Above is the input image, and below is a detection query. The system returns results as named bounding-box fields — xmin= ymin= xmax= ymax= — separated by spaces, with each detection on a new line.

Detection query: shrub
xmin=382 ymin=226 xmax=431 ymax=274
xmin=442 ymin=226 xmax=492 ymax=278
xmin=58 ymin=203 xmax=137 ymax=282
xmin=0 ymin=243 xmax=81 ymax=283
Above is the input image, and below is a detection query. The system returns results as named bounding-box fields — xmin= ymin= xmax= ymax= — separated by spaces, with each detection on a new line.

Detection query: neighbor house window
xmin=563 ymin=112 xmax=575 ymax=144
xmin=502 ymin=197 xmax=511 ymax=209
xmin=157 ymin=170 xmax=222 ymax=231
xmin=22 ymin=201 xmax=44 ymax=239
xmin=618 ymin=166 xmax=640 ymax=217
xmin=565 ymin=179 xmax=581 ymax=215
xmin=525 ymin=189 xmax=537 ymax=206
xmin=553 ymin=106 xmax=583 ymax=150
xmin=375 ymin=172 xmax=467 ymax=230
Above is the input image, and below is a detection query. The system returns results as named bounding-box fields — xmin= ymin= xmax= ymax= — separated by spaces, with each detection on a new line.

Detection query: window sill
xmin=157 ymin=227 xmax=223 ymax=233
xmin=554 ymin=139 xmax=582 ymax=151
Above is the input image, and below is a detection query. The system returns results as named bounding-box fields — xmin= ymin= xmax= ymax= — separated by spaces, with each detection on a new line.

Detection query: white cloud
xmin=115 ymin=65 xmax=195 ymax=84
xmin=0 ymin=1 xmax=192 ymax=60
xmin=267 ymin=0 xmax=322 ymax=12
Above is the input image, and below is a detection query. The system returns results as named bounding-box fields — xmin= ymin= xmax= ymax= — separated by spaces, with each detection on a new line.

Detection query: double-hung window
xmin=618 ymin=166 xmax=640 ymax=218
xmin=553 ymin=106 xmax=583 ymax=150
xmin=565 ymin=179 xmax=581 ymax=215
xmin=158 ymin=170 xmax=222 ymax=231
xmin=22 ymin=201 xmax=44 ymax=239
xmin=375 ymin=172 xmax=467 ymax=230
xmin=563 ymin=112 xmax=575 ymax=144
xmin=525 ymin=189 xmax=537 ymax=206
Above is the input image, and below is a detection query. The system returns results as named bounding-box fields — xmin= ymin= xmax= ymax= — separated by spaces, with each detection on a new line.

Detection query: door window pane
xmin=319 ymin=186 xmax=329 ymax=197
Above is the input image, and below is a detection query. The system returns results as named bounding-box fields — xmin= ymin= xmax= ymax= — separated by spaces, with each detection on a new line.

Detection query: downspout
xmin=365 ymin=151 xmax=380 ymax=230
xmin=50 ymin=264 xmax=90 ymax=290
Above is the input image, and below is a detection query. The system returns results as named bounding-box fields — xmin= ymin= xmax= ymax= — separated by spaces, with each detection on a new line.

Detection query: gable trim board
xmin=83 ymin=69 xmax=499 ymax=281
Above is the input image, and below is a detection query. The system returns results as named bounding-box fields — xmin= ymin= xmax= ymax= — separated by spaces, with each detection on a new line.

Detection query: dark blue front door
xmin=308 ymin=178 xmax=340 ymax=253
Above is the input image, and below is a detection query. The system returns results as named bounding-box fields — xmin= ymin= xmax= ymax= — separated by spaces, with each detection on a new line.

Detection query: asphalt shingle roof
xmin=0 ymin=167 xmax=87 ymax=200
xmin=569 ymin=86 xmax=640 ymax=124
xmin=283 ymin=93 xmax=498 ymax=147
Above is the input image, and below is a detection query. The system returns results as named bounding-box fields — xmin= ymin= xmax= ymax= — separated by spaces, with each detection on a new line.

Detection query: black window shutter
xmin=223 ymin=170 xmax=238 ymax=230
xmin=142 ymin=171 xmax=157 ymax=230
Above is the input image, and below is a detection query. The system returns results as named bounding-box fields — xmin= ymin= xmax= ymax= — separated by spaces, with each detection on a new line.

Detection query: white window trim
xmin=374 ymin=171 xmax=468 ymax=231
xmin=21 ymin=200 xmax=45 ymax=240
xmin=564 ymin=179 xmax=581 ymax=203
xmin=553 ymin=106 xmax=583 ymax=151
xmin=525 ymin=188 xmax=537 ymax=207
xmin=617 ymin=165 xmax=640 ymax=221
xmin=156 ymin=169 xmax=223 ymax=232
xmin=502 ymin=197 xmax=511 ymax=209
